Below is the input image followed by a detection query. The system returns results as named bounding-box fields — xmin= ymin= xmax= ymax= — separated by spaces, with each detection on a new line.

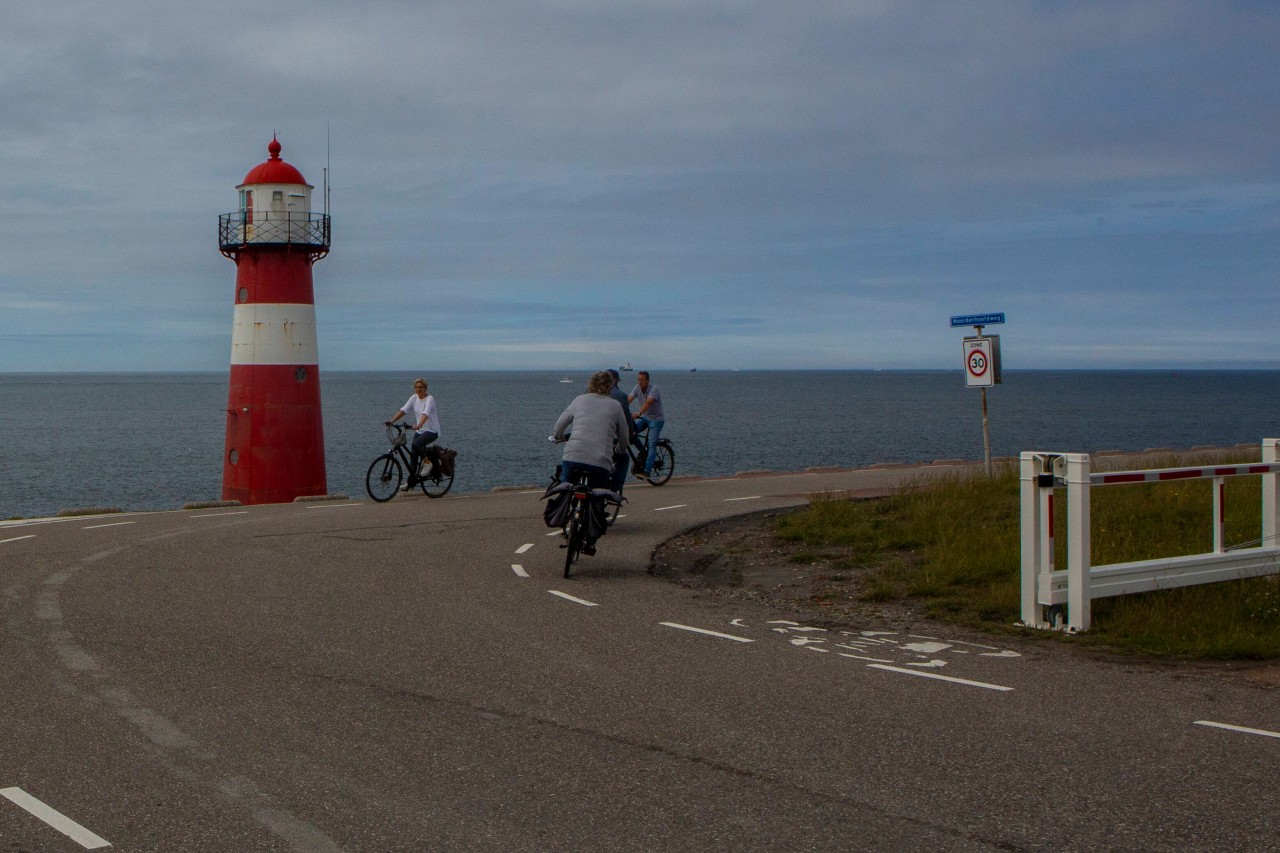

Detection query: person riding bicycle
xmin=627 ymin=370 xmax=665 ymax=477
xmin=552 ymin=372 xmax=630 ymax=556
xmin=553 ymin=371 xmax=631 ymax=490
xmin=386 ymin=377 xmax=441 ymax=487
xmin=606 ymin=368 xmax=636 ymax=494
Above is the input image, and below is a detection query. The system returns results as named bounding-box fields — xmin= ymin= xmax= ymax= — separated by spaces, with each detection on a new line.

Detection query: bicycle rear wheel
xmin=646 ymin=440 xmax=675 ymax=486
xmin=421 ymin=468 xmax=454 ymax=498
xmin=563 ymin=499 xmax=582 ymax=578
xmin=365 ymin=454 xmax=404 ymax=502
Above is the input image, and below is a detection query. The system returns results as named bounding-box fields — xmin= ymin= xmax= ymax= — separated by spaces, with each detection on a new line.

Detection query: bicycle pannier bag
xmin=436 ymin=447 xmax=457 ymax=477
xmin=541 ymin=481 xmax=574 ymax=528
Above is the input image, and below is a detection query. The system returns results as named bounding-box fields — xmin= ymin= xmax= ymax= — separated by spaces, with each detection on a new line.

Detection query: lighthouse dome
xmin=240 ymin=137 xmax=310 ymax=187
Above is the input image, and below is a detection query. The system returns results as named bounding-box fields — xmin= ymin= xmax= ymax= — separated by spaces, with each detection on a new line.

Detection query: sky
xmin=1 ymin=1 xmax=1278 ymax=372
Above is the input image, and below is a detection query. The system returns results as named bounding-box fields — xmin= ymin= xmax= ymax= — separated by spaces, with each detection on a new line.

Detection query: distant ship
xmin=620 ymin=362 xmax=634 ymax=372
xmin=559 ymin=378 xmax=573 ymax=384
xmin=690 ymin=368 xmax=697 ymax=372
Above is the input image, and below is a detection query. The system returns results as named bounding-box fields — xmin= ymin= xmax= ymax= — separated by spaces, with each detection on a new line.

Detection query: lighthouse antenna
xmin=324 ymin=123 xmax=331 ymax=218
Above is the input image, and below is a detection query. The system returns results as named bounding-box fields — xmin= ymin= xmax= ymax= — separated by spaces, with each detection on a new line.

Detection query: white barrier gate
xmin=1020 ymin=439 xmax=1280 ymax=632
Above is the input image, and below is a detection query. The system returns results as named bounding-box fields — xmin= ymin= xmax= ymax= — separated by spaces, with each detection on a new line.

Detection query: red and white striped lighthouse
xmin=218 ymin=136 xmax=330 ymax=505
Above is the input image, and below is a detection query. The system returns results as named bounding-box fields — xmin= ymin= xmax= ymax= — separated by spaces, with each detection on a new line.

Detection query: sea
xmin=3 ymin=369 xmax=1279 ymax=520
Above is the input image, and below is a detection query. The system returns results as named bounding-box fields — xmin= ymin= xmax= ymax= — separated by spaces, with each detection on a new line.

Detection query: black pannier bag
xmin=542 ymin=481 xmax=574 ymax=528
xmin=583 ymin=488 xmax=623 ymax=541
xmin=435 ymin=447 xmax=457 ymax=477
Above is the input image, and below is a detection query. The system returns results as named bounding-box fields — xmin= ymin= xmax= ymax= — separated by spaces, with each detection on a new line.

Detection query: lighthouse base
xmin=222 ymin=363 xmax=328 ymax=505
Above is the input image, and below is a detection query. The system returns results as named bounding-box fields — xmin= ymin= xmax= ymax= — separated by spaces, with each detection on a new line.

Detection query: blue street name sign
xmin=950 ymin=313 xmax=1005 ymax=327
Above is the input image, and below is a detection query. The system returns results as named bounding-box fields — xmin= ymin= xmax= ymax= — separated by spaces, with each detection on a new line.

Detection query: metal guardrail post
xmin=1263 ymin=439 xmax=1279 ymax=549
xmin=1064 ymin=453 xmax=1092 ymax=632
xmin=1212 ymin=476 xmax=1225 ymax=553
xmin=1019 ymin=453 xmax=1056 ymax=628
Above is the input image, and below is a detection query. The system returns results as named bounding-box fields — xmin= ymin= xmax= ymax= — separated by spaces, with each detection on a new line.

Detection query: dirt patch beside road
xmin=651 ymin=506 xmax=926 ymax=631
xmin=651 ymin=505 xmax=1280 ymax=689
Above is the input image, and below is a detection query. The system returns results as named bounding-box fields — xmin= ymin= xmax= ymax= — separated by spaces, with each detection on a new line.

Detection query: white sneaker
xmin=400 ymin=483 xmax=412 ymax=492
xmin=420 ymin=461 xmax=433 ymax=476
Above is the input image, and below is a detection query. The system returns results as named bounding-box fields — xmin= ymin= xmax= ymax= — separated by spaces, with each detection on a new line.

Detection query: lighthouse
xmin=218 ymin=137 xmax=330 ymax=505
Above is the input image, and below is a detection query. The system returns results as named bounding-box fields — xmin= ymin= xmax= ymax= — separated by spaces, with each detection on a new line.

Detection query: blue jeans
xmin=610 ymin=453 xmax=628 ymax=494
xmin=560 ymin=461 xmax=611 ymax=489
xmin=411 ymin=431 xmax=438 ymax=473
xmin=634 ymin=417 xmax=664 ymax=473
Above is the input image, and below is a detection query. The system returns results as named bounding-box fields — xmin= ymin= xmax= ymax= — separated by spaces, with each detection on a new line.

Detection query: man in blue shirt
xmin=627 ymin=371 xmax=665 ymax=476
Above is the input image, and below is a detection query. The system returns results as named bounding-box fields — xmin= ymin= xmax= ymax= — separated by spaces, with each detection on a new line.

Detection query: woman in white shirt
xmin=386 ymin=377 xmax=441 ymax=484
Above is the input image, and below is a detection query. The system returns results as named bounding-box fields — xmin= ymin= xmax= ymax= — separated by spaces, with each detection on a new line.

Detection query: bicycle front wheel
xmin=421 ymin=468 xmax=454 ymax=498
xmin=646 ymin=440 xmax=675 ymax=486
xmin=366 ymin=454 xmax=404 ymax=502
xmin=563 ymin=500 xmax=582 ymax=578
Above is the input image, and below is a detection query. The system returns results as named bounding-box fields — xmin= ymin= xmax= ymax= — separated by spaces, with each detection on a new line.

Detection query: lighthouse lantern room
xmin=218 ymin=137 xmax=331 ymax=505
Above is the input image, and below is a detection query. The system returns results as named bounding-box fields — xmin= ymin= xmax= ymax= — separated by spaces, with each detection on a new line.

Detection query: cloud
xmin=1 ymin=1 xmax=1278 ymax=370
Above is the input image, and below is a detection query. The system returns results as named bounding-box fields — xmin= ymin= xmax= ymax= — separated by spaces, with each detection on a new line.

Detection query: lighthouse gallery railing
xmin=219 ymin=211 xmax=330 ymax=256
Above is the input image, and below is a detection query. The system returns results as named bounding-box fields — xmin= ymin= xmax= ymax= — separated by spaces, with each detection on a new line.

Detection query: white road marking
xmin=511 ymin=564 xmax=529 ymax=578
xmin=546 ymin=530 xmax=564 ymax=537
xmin=190 ymin=511 xmax=249 ymax=518
xmin=303 ymin=503 xmax=357 ymax=509
xmin=654 ymin=504 xmax=687 ymax=512
xmin=725 ymin=495 xmax=762 ymax=502
xmin=1194 ymin=720 xmax=1280 ymax=740
xmin=515 ymin=543 xmax=533 ymax=554
xmin=867 ymin=664 xmax=1013 ymax=692
xmin=549 ymin=590 xmax=597 ymax=607
xmin=0 ymin=787 xmax=111 ymax=849
xmin=81 ymin=521 xmax=134 ymax=530
xmin=838 ymin=652 xmax=894 ymax=663
xmin=1 ymin=535 xmax=36 ymax=545
xmin=660 ymin=622 xmax=753 ymax=643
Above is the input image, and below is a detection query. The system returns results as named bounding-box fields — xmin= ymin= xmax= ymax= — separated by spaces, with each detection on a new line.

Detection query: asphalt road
xmin=1 ymin=467 xmax=1277 ymax=851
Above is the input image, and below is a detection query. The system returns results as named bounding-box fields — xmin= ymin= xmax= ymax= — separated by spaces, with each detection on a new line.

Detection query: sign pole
xmin=952 ymin=312 xmax=1004 ymax=477
xmin=973 ymin=323 xmax=991 ymax=475
xmin=981 ymin=386 xmax=991 ymax=476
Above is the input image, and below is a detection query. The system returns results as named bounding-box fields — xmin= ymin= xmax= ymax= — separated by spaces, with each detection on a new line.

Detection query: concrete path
xmin=1 ymin=467 xmax=1276 ymax=851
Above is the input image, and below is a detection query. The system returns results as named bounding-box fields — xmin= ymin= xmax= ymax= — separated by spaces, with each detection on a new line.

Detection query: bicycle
xmin=366 ymin=423 xmax=454 ymax=502
xmin=627 ymin=425 xmax=675 ymax=486
xmin=543 ymin=443 xmax=624 ymax=577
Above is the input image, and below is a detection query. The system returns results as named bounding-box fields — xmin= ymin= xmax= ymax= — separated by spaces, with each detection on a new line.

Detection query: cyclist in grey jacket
xmin=553 ymin=371 xmax=632 ymax=488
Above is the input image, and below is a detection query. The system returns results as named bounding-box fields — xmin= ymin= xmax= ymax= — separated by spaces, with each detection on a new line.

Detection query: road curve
xmin=1 ymin=467 xmax=1276 ymax=851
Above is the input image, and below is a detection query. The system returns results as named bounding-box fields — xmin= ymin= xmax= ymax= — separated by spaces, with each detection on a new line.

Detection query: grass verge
xmin=775 ymin=450 xmax=1280 ymax=659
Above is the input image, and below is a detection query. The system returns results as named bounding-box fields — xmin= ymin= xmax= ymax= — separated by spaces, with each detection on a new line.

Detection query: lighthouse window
xmin=237 ymin=287 xmax=248 ymax=303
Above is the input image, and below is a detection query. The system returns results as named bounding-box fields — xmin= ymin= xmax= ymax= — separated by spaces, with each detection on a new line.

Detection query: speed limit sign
xmin=963 ymin=337 xmax=995 ymax=387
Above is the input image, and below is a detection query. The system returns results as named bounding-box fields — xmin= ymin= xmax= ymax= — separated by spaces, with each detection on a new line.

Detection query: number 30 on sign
xmin=963 ymin=337 xmax=998 ymax=388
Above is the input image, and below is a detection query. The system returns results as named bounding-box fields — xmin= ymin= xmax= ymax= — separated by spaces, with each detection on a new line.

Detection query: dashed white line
xmin=660 ymin=622 xmax=753 ymax=643
xmin=1 ymin=535 xmax=36 ymax=545
xmin=546 ymin=530 xmax=564 ymax=537
xmin=81 ymin=521 xmax=134 ymax=530
xmin=867 ymin=664 xmax=1013 ymax=692
xmin=549 ymin=590 xmax=597 ymax=607
xmin=724 ymin=496 xmax=762 ymax=502
xmin=838 ymin=652 xmax=894 ymax=663
xmin=0 ymin=787 xmax=111 ymax=849
xmin=515 ymin=544 xmax=533 ymax=554
xmin=511 ymin=564 xmax=529 ymax=578
xmin=303 ymin=503 xmax=357 ymax=510
xmin=1194 ymin=720 xmax=1280 ymax=740
xmin=654 ymin=504 xmax=687 ymax=512
xmin=189 ymin=511 xmax=249 ymax=518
